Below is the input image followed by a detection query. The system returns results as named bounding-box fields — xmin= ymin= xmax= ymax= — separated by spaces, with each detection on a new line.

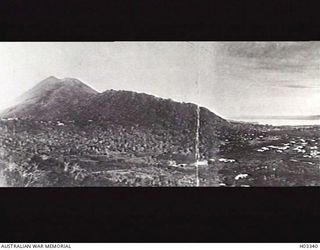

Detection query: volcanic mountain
xmin=1 ymin=76 xmax=98 ymax=120
xmin=1 ymin=76 xmax=229 ymax=133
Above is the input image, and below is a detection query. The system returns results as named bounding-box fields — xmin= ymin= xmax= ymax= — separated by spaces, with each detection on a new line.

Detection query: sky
xmin=213 ymin=42 xmax=320 ymax=120
xmin=0 ymin=42 xmax=319 ymax=124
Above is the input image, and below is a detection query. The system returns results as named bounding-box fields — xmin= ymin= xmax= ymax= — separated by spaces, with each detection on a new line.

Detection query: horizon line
xmin=231 ymin=115 xmax=320 ymax=121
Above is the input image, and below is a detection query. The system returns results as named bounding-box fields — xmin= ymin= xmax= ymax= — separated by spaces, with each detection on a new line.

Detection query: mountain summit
xmin=1 ymin=76 xmax=98 ymax=120
xmin=18 ymin=76 xmax=97 ymax=102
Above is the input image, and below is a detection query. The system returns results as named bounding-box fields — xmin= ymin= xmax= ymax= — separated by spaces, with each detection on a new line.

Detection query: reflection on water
xmin=236 ymin=118 xmax=320 ymax=126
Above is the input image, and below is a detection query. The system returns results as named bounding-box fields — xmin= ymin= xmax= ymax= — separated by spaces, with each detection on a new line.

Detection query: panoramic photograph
xmin=0 ymin=42 xmax=319 ymax=187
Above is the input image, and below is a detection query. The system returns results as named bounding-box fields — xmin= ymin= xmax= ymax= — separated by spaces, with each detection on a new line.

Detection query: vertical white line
xmin=195 ymin=43 xmax=201 ymax=187
xmin=195 ymin=103 xmax=200 ymax=187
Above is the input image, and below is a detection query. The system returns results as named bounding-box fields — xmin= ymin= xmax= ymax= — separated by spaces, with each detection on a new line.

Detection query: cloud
xmin=282 ymin=84 xmax=320 ymax=89
xmin=216 ymin=42 xmax=320 ymax=73
xmin=253 ymin=83 xmax=320 ymax=89
xmin=218 ymin=42 xmax=320 ymax=60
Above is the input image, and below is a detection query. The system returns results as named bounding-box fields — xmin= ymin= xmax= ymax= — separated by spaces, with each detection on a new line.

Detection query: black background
xmin=0 ymin=0 xmax=320 ymax=243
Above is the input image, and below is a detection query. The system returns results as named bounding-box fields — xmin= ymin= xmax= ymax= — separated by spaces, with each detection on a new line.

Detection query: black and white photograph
xmin=0 ymin=42 xmax=319 ymax=187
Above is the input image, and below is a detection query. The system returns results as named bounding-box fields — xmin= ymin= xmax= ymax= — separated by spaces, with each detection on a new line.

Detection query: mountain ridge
xmin=0 ymin=77 xmax=228 ymax=133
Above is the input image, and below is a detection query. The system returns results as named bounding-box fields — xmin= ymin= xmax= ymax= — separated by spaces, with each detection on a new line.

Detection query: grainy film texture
xmin=0 ymin=42 xmax=319 ymax=187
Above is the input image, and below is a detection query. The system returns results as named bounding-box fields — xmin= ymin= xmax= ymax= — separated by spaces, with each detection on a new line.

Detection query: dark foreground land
xmin=0 ymin=119 xmax=319 ymax=187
